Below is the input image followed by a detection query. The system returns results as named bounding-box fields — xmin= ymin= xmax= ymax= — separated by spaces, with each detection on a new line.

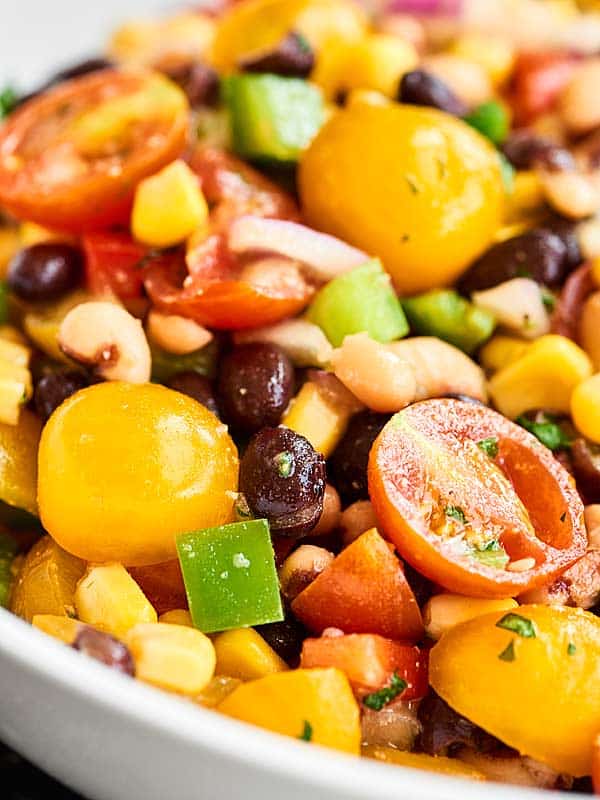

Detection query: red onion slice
xmin=228 ymin=215 xmax=369 ymax=281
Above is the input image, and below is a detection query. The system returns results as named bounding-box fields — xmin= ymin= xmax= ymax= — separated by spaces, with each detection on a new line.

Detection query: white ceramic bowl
xmin=0 ymin=3 xmax=577 ymax=798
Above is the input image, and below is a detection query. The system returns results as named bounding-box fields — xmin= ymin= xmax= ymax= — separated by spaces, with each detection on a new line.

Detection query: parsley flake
xmin=516 ymin=414 xmax=572 ymax=452
xmin=299 ymin=720 xmax=313 ymax=741
xmin=496 ymin=612 xmax=536 ymax=639
xmin=567 ymin=643 xmax=577 ymax=656
xmin=363 ymin=672 xmax=407 ymax=711
xmin=445 ymin=505 xmax=467 ymax=524
xmin=477 ymin=437 xmax=499 ymax=458
xmin=0 ymin=86 xmax=17 ymax=120
xmin=498 ymin=640 xmax=516 ymax=662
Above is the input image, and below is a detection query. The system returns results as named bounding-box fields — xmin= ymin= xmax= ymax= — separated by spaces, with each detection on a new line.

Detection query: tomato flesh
xmin=368 ymin=399 xmax=586 ymax=598
xmin=0 ymin=69 xmax=188 ymax=232
xmin=510 ymin=51 xmax=579 ymax=125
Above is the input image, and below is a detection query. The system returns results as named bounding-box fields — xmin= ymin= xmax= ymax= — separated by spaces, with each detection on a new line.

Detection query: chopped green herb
xmin=299 ymin=720 xmax=313 ymax=741
xmin=362 ymin=672 xmax=407 ymax=711
xmin=516 ymin=414 xmax=572 ymax=452
xmin=541 ymin=288 xmax=557 ymax=311
xmin=496 ymin=612 xmax=536 ymax=639
xmin=273 ymin=450 xmax=294 ymax=478
xmin=567 ymin=643 xmax=577 ymax=656
xmin=471 ymin=539 xmax=509 ymax=570
xmin=464 ymin=100 xmax=509 ymax=145
xmin=445 ymin=505 xmax=467 ymax=524
xmin=477 ymin=437 xmax=499 ymax=458
xmin=498 ymin=639 xmax=516 ymax=662
xmin=405 ymin=174 xmax=420 ymax=194
xmin=560 ymin=511 xmax=567 ymax=523
xmin=0 ymin=86 xmax=17 ymax=120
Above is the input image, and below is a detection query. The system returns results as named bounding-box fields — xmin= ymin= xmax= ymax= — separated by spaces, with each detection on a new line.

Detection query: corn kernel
xmin=32 ymin=614 xmax=82 ymax=644
xmin=345 ymin=89 xmax=390 ymax=109
xmin=479 ymin=335 xmax=530 ymax=373
xmin=572 ymin=373 xmax=600 ymax=443
xmin=449 ymin=34 xmax=515 ymax=87
xmin=132 ymin=160 xmax=209 ymax=248
xmin=423 ymin=594 xmax=518 ymax=641
xmin=75 ymin=564 xmax=157 ymax=639
xmin=282 ymin=381 xmax=351 ymax=457
xmin=214 ymin=628 xmax=288 ymax=681
xmin=195 ymin=675 xmax=242 ymax=708
xmin=127 ymin=622 xmax=216 ymax=695
xmin=488 ymin=334 xmax=592 ymax=418
xmin=159 ymin=609 xmax=194 ymax=627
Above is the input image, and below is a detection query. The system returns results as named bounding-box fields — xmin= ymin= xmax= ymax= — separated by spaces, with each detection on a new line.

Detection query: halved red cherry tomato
xmin=368 ymin=398 xmax=586 ymax=598
xmin=0 ymin=69 xmax=188 ymax=232
xmin=144 ymin=234 xmax=313 ymax=329
xmin=301 ymin=633 xmax=428 ymax=700
xmin=189 ymin=146 xmax=301 ymax=228
xmin=144 ymin=147 xmax=312 ymax=329
xmin=82 ymin=232 xmax=148 ymax=300
xmin=510 ymin=51 xmax=579 ymax=126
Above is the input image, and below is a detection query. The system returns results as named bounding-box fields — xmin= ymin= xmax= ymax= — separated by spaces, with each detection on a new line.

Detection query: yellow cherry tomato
xmin=38 ymin=382 xmax=238 ymax=567
xmin=429 ymin=605 xmax=600 ymax=777
xmin=211 ymin=0 xmax=366 ymax=72
xmin=299 ymin=103 xmax=504 ymax=294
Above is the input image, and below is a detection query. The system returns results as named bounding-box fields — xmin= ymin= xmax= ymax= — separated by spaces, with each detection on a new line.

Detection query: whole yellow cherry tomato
xmin=38 ymin=382 xmax=238 ymax=567
xmin=0 ymin=409 xmax=41 ymax=514
xmin=299 ymin=103 xmax=504 ymax=294
xmin=429 ymin=604 xmax=600 ymax=777
xmin=211 ymin=0 xmax=366 ymax=72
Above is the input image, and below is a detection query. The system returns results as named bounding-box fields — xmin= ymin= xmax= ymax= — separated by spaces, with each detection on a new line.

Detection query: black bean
xmin=72 ymin=627 xmax=135 ymax=676
xmin=398 ymin=69 xmax=467 ymax=116
xmin=457 ymin=228 xmax=568 ymax=294
xmin=501 ymin=131 xmax=560 ymax=170
xmin=34 ymin=371 xmax=89 ymax=421
xmin=239 ymin=32 xmax=315 ymax=79
xmin=328 ymin=411 xmax=389 ymax=504
xmin=167 ymin=371 xmax=219 ymax=417
xmin=418 ymin=692 xmax=505 ymax=757
xmin=7 ymin=243 xmax=82 ymax=302
xmin=255 ymin=616 xmax=307 ymax=667
xmin=162 ymin=62 xmax=220 ymax=108
xmin=239 ymin=427 xmax=326 ymax=539
xmin=544 ymin=213 xmax=582 ymax=272
xmin=217 ymin=343 xmax=294 ymax=433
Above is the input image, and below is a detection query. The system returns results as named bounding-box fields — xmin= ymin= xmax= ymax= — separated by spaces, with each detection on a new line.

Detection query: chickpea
xmin=311 ymin=484 xmax=342 ymax=537
xmin=560 ymin=59 xmax=600 ymax=135
xmin=339 ymin=500 xmax=378 ymax=547
xmin=278 ymin=545 xmax=334 ymax=601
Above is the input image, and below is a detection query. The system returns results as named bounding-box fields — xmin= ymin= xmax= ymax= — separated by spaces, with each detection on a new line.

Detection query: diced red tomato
xmin=301 ymin=633 xmax=428 ymax=700
xmin=291 ymin=528 xmax=424 ymax=641
xmin=129 ymin=560 xmax=187 ymax=615
xmin=82 ymin=232 xmax=148 ymax=300
xmin=368 ymin=399 xmax=586 ymax=598
xmin=510 ymin=51 xmax=579 ymax=125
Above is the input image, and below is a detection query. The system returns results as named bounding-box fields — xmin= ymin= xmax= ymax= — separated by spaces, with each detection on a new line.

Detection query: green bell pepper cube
xmin=464 ymin=100 xmax=509 ymax=145
xmin=307 ymin=259 xmax=409 ymax=347
xmin=402 ymin=289 xmax=495 ymax=355
xmin=0 ymin=531 xmax=17 ymax=608
xmin=222 ymin=74 xmax=324 ymax=162
xmin=177 ymin=519 xmax=284 ymax=633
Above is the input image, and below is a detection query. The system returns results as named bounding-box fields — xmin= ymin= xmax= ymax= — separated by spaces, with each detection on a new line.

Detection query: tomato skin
xmin=82 ymin=233 xmax=148 ymax=300
xmin=300 ymin=633 xmax=428 ymax=700
xmin=368 ymin=399 xmax=586 ymax=598
xmin=291 ymin=528 xmax=424 ymax=641
xmin=510 ymin=52 xmax=579 ymax=125
xmin=0 ymin=70 xmax=188 ymax=232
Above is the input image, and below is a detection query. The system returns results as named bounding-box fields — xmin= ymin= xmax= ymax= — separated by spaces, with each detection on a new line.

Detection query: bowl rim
xmin=0 ymin=607 xmax=570 ymax=800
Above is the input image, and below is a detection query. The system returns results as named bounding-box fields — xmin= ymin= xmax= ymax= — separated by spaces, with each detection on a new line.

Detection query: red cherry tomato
xmin=301 ymin=633 xmax=428 ymax=700
xmin=0 ymin=69 xmax=188 ymax=232
xmin=144 ymin=147 xmax=312 ymax=329
xmin=82 ymin=232 xmax=148 ymax=300
xmin=510 ymin=51 xmax=579 ymax=125
xmin=368 ymin=399 xmax=586 ymax=599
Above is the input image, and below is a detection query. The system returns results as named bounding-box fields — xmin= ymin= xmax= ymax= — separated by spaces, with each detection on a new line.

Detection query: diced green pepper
xmin=150 ymin=339 xmax=217 ymax=383
xmin=0 ymin=532 xmax=17 ymax=608
xmin=464 ymin=101 xmax=509 ymax=145
xmin=222 ymin=74 xmax=324 ymax=162
xmin=307 ymin=259 xmax=409 ymax=347
xmin=177 ymin=519 xmax=284 ymax=633
xmin=402 ymin=289 xmax=495 ymax=355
